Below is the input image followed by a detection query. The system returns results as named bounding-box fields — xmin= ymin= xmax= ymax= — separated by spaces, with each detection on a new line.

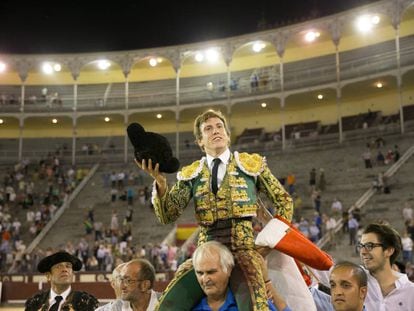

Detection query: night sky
xmin=0 ymin=0 xmax=380 ymax=54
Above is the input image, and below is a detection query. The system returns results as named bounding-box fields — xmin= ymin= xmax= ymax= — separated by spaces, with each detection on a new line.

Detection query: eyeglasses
xmin=357 ymin=242 xmax=383 ymax=252
xmin=118 ymin=277 xmax=144 ymax=286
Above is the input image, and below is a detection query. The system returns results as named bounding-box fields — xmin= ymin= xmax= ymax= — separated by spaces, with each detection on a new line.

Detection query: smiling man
xmin=137 ymin=110 xmax=293 ymax=310
xmin=329 ymin=261 xmax=367 ymax=311
xmin=107 ymin=259 xmax=160 ymax=311
xmin=25 ymin=251 xmax=98 ymax=311
xmin=359 ymin=223 xmax=414 ymax=310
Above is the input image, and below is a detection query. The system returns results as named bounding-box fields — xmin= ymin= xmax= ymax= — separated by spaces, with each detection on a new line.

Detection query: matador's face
xmin=197 ymin=117 xmax=230 ymax=157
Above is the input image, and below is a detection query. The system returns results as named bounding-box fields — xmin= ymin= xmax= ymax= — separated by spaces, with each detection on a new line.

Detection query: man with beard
xmin=25 ymin=251 xmax=98 ymax=311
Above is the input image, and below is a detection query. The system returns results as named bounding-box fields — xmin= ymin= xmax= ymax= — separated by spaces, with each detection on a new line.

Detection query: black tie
xmin=49 ymin=296 xmax=63 ymax=311
xmin=211 ymin=158 xmax=221 ymax=195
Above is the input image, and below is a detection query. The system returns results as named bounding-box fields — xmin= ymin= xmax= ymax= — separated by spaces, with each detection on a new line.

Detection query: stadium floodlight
xmin=53 ymin=63 xmax=62 ymax=72
xmin=304 ymin=31 xmax=320 ymax=43
xmin=356 ymin=14 xmax=380 ymax=32
xmin=149 ymin=58 xmax=158 ymax=67
xmin=252 ymin=42 xmax=266 ymax=53
xmin=206 ymin=49 xmax=219 ymax=62
xmin=0 ymin=62 xmax=6 ymax=73
xmin=42 ymin=63 xmax=54 ymax=74
xmin=195 ymin=52 xmax=204 ymax=62
xmin=97 ymin=60 xmax=111 ymax=70
xmin=371 ymin=15 xmax=380 ymax=25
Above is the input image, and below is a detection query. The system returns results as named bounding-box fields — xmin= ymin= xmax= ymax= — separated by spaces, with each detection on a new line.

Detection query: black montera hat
xmin=37 ymin=251 xmax=82 ymax=273
xmin=127 ymin=122 xmax=180 ymax=174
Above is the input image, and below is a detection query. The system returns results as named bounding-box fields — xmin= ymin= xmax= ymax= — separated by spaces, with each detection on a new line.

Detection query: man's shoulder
xmin=234 ymin=151 xmax=265 ymax=176
xmin=25 ymin=290 xmax=49 ymax=309
xmin=95 ymin=301 xmax=113 ymax=311
xmin=397 ymin=273 xmax=414 ymax=290
xmin=70 ymin=290 xmax=99 ymax=309
xmin=96 ymin=299 xmax=124 ymax=311
xmin=177 ymin=158 xmax=206 ymax=181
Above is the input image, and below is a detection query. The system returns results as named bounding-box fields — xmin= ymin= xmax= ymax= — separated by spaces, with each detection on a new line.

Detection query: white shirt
xmin=331 ymin=200 xmax=342 ymax=212
xmin=325 ymin=218 xmax=336 ymax=230
xmin=49 ymin=286 xmax=71 ymax=311
xmin=402 ymin=237 xmax=413 ymax=251
xmin=206 ymin=148 xmax=230 ymax=191
xmin=101 ymin=290 xmax=159 ymax=311
xmin=365 ymin=271 xmax=414 ymax=311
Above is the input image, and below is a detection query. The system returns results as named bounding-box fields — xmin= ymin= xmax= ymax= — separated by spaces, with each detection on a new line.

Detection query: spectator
xmin=329 ymin=261 xmax=368 ymax=311
xmin=401 ymin=231 xmax=413 ymax=264
xmin=325 ymin=214 xmax=337 ymax=247
xmin=376 ymin=150 xmax=385 ymax=166
xmin=362 ymin=149 xmax=372 ymax=169
xmin=318 ymin=168 xmax=326 ymax=191
xmin=116 ymin=259 xmax=159 ymax=311
xmin=331 ymin=198 xmax=343 ymax=216
xmin=393 ymin=145 xmax=400 ymax=162
xmin=358 ymin=223 xmax=414 ymax=309
xmin=309 ymin=168 xmax=317 ymax=191
xmin=402 ymin=201 xmax=413 ymax=225
xmin=95 ymin=262 xmax=126 ymax=310
xmin=286 ymin=172 xmax=296 ymax=194
xmin=348 ymin=214 xmax=359 ymax=246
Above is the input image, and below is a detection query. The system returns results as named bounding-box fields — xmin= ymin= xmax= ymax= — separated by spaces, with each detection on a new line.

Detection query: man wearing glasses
xmin=358 ymin=223 xmax=414 ymax=310
xmin=110 ymin=259 xmax=159 ymax=311
xmin=95 ymin=262 xmax=126 ymax=310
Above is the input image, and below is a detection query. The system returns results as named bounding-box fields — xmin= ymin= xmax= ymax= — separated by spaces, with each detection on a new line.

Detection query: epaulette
xmin=234 ymin=151 xmax=265 ymax=177
xmin=25 ymin=290 xmax=49 ymax=310
xmin=177 ymin=158 xmax=206 ymax=181
xmin=72 ymin=291 xmax=99 ymax=310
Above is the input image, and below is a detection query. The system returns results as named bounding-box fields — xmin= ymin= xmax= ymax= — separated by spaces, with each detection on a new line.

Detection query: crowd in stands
xmin=10 ymin=167 xmax=194 ymax=276
xmin=0 ymin=136 xmax=413 ymax=292
xmin=0 ymin=154 xmax=89 ymax=273
xmin=0 ymin=88 xmax=63 ymax=107
xmin=0 ymin=93 xmax=19 ymax=106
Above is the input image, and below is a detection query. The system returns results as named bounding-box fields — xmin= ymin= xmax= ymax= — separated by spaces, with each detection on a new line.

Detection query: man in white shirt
xmin=358 ymin=223 xmax=414 ymax=310
xmin=95 ymin=262 xmax=126 ymax=311
xmin=331 ymin=198 xmax=343 ymax=215
xmin=109 ymin=259 xmax=159 ymax=311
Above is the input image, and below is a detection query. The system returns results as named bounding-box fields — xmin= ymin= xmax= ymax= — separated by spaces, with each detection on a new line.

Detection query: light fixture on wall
xmin=0 ymin=62 xmax=6 ymax=73
xmin=304 ymin=31 xmax=320 ymax=43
